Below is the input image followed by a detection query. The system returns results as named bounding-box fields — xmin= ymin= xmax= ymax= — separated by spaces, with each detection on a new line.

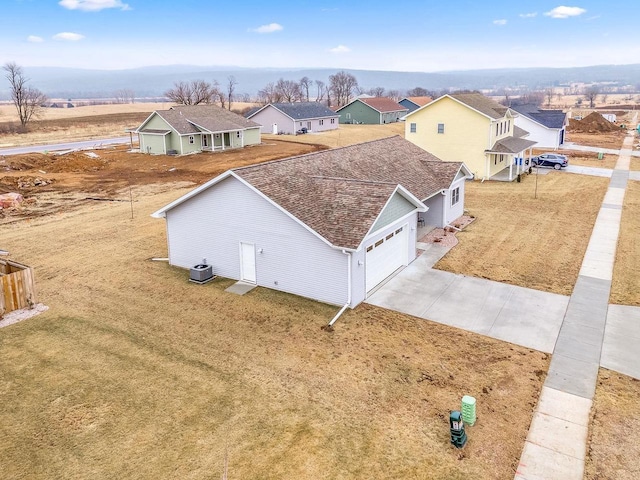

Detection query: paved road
xmin=0 ymin=136 xmax=135 ymax=156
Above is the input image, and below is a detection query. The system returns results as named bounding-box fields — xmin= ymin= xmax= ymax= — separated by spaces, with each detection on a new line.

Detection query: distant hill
xmin=1 ymin=64 xmax=639 ymax=100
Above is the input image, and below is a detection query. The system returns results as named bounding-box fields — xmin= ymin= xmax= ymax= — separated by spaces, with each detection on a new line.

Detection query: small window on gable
xmin=508 ymin=120 xmax=511 ymax=132
xmin=189 ymin=135 xmax=194 ymax=144
xmin=499 ymin=123 xmax=503 ymax=135
xmin=410 ymin=123 xmax=417 ymax=133
xmin=496 ymin=124 xmax=499 ymax=136
xmin=437 ymin=123 xmax=445 ymax=134
xmin=451 ymin=187 xmax=460 ymax=206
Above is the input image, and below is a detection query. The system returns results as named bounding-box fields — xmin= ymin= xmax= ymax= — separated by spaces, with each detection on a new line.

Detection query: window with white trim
xmin=410 ymin=123 xmax=417 ymax=133
xmin=437 ymin=123 xmax=445 ymax=134
xmin=188 ymin=135 xmax=194 ymax=144
xmin=451 ymin=187 xmax=460 ymax=206
xmin=237 ymin=131 xmax=242 ymax=138
xmin=319 ymin=119 xmax=324 ymax=126
xmin=330 ymin=118 xmax=335 ymax=124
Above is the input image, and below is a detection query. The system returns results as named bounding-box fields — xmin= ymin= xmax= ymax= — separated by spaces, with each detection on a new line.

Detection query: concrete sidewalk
xmin=516 ymin=116 xmax=637 ymax=480
xmin=562 ymin=164 xmax=612 ymax=177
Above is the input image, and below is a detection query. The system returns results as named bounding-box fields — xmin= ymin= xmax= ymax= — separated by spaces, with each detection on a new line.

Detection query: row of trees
xmin=163 ymin=76 xmax=239 ymax=110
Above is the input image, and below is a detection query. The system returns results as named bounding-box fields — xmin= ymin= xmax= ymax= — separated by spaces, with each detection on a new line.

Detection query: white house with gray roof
xmin=135 ymin=104 xmax=262 ymax=155
xmin=152 ymin=136 xmax=472 ymax=307
xmin=246 ymin=102 xmax=339 ymax=135
xmin=511 ymin=104 xmax=568 ymax=149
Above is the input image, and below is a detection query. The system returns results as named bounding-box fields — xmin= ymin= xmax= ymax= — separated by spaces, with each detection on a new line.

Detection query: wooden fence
xmin=0 ymin=260 xmax=36 ymax=315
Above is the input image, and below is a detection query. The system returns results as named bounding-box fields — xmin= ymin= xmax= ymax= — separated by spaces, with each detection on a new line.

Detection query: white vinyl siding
xmin=164 ymin=176 xmax=349 ymax=306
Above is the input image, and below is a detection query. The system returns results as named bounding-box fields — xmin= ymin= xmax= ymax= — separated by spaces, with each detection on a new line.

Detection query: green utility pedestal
xmin=449 ymin=410 xmax=467 ymax=449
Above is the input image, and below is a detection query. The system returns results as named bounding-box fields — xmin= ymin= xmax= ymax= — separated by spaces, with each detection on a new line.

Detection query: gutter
xmin=327 ymin=250 xmax=352 ymax=328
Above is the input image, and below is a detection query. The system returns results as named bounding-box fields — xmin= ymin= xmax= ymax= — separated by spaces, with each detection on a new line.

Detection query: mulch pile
xmin=568 ymin=112 xmax=620 ymax=133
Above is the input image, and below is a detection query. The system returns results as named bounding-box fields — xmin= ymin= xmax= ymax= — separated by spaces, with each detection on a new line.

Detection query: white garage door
xmin=366 ymin=226 xmax=406 ymax=293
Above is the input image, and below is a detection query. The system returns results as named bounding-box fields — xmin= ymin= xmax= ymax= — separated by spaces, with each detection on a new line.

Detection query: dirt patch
xmin=0 ymin=141 xmax=325 ymax=223
xmin=559 ymin=150 xmax=618 ymax=169
xmin=569 ymin=112 xmax=620 ymax=133
xmin=584 ymin=369 xmax=640 ymax=480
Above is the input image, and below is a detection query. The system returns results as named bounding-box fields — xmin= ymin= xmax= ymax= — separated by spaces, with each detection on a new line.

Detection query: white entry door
xmin=365 ymin=226 xmax=406 ymax=293
xmin=272 ymin=123 xmax=278 ymax=134
xmin=240 ymin=242 xmax=256 ymax=283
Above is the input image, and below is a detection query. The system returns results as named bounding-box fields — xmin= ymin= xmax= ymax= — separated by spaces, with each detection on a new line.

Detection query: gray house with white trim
xmin=135 ymin=105 xmax=262 ymax=155
xmin=246 ymin=102 xmax=339 ymax=135
xmin=152 ymin=136 xmax=471 ymax=307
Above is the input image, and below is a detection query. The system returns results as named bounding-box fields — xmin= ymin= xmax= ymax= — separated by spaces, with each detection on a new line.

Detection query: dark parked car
xmin=531 ymin=153 xmax=568 ymax=170
xmin=296 ymin=127 xmax=308 ymax=135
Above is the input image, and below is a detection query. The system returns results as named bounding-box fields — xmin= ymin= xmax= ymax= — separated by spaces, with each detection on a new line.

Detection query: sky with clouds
xmin=2 ymin=0 xmax=639 ymax=71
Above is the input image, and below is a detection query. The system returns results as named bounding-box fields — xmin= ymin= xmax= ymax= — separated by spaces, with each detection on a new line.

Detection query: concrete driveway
xmin=366 ymin=247 xmax=570 ymax=353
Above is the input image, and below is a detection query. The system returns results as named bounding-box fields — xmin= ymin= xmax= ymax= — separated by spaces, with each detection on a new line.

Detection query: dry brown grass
xmin=630 ymin=157 xmax=640 ymax=171
xmin=0 ymin=102 xmax=256 ymax=147
xmin=563 ymin=151 xmax=618 ymax=169
xmin=0 ymin=187 xmax=549 ymax=480
xmin=435 ymin=172 xmax=610 ymax=295
xmin=584 ymin=369 xmax=640 ymax=480
xmin=610 ymin=180 xmax=640 ymax=305
xmin=264 ymin=122 xmax=405 ymax=148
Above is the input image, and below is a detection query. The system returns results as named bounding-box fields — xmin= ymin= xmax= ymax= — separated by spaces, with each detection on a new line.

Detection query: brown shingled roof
xmin=405 ymin=96 xmax=433 ymax=106
xmin=150 ymin=104 xmax=260 ymax=134
xmin=342 ymin=97 xmax=409 ymax=113
xmin=234 ymin=136 xmax=463 ymax=249
xmin=449 ymin=93 xmax=509 ymax=119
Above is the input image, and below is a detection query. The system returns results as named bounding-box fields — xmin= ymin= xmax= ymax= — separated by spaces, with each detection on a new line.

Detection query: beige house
xmin=404 ymin=94 xmax=537 ymax=181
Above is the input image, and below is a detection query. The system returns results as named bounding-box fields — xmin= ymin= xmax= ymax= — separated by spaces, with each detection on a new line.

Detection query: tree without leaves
xmin=226 ymin=75 xmax=237 ymax=110
xmin=544 ymin=88 xmax=554 ymax=107
xmin=3 ymin=62 xmax=48 ymax=129
xmin=314 ymin=80 xmax=325 ymax=102
xmin=367 ymin=86 xmax=385 ymax=97
xmin=114 ymin=88 xmax=135 ymax=104
xmin=257 ymin=82 xmax=283 ymax=105
xmin=387 ymin=90 xmax=401 ymax=102
xmin=329 ymin=70 xmax=358 ymax=107
xmin=275 ymin=78 xmax=301 ymax=103
xmin=584 ymin=86 xmax=599 ymax=108
xmin=299 ymin=76 xmax=311 ymax=102
xmin=406 ymin=87 xmax=430 ymax=97
xmin=164 ymin=80 xmax=219 ymax=105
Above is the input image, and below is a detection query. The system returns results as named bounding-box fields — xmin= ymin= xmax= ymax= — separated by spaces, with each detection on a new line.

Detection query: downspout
xmin=328 ymin=250 xmax=352 ymax=327
xmin=441 ymin=189 xmax=447 ymax=227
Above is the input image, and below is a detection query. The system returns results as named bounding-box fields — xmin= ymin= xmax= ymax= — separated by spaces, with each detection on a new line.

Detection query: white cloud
xmin=544 ymin=6 xmax=587 ymax=19
xmin=519 ymin=12 xmax=537 ymax=18
xmin=329 ymin=45 xmax=351 ymax=53
xmin=59 ymin=0 xmax=131 ymax=11
xmin=53 ymin=32 xmax=86 ymax=41
xmin=249 ymin=23 xmax=283 ymax=34
xmin=493 ymin=19 xmax=507 ymax=25
xmin=27 ymin=35 xmax=44 ymax=43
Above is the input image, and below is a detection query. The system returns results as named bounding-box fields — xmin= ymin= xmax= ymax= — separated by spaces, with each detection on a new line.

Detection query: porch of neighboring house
xmin=201 ymin=131 xmax=237 ymax=151
xmin=491 ymin=155 xmax=534 ymax=182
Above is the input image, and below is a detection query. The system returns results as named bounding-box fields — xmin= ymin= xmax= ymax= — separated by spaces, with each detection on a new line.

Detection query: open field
xmin=610 ymin=180 xmax=640 ymax=306
xmin=0 ymin=102 xmax=256 ymax=147
xmin=264 ymin=122 xmax=405 ymax=148
xmin=435 ymin=172 xmax=610 ymax=295
xmin=585 ymin=369 xmax=640 ymax=480
xmin=0 ymin=187 xmax=549 ymax=480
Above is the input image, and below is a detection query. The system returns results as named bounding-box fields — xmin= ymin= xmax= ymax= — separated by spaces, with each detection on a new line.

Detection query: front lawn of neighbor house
xmin=435 ymin=172 xmax=609 ymax=295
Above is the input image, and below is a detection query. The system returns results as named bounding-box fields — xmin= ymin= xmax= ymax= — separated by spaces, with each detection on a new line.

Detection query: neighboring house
xmin=511 ymin=104 xmax=568 ymax=149
xmin=152 ymin=136 xmax=472 ymax=307
xmin=336 ymin=97 xmax=408 ymax=124
xmin=135 ymin=105 xmax=261 ymax=155
xmin=246 ymin=102 xmax=339 ymax=135
xmin=405 ymin=93 xmax=537 ymax=181
xmin=399 ymin=96 xmax=433 ymax=113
